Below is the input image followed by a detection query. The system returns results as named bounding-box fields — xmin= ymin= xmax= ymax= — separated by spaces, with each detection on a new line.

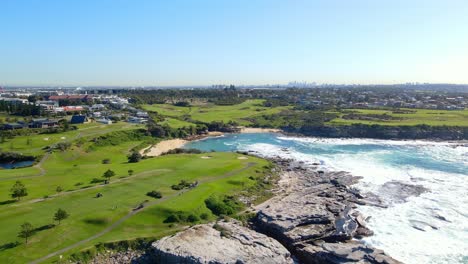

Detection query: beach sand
xmin=142 ymin=139 xmax=188 ymax=157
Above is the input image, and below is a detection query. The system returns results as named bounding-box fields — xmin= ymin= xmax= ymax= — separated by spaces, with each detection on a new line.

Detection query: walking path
xmin=29 ymin=162 xmax=257 ymax=264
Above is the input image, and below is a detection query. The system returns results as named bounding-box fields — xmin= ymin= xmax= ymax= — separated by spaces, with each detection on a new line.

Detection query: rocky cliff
xmin=254 ymin=158 xmax=402 ymax=264
xmin=152 ymin=220 xmax=293 ymax=264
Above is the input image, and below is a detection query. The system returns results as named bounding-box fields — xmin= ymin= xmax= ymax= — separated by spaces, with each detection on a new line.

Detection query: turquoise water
xmin=185 ymin=133 xmax=468 ymax=264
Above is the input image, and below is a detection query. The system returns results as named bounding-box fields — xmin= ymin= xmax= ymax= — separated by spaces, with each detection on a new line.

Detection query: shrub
xmin=146 ymin=190 xmax=162 ymax=199
xmin=205 ymin=195 xmax=243 ymax=216
xmin=102 ymin=159 xmax=111 ymax=164
xmin=187 ymin=214 xmax=200 ymax=223
xmin=128 ymin=151 xmax=142 ymax=163
xmin=200 ymin=213 xmax=209 ymax=220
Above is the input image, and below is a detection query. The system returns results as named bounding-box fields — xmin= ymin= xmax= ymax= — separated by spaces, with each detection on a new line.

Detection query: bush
xmin=161 ymin=148 xmax=203 ymax=155
xmin=128 ymin=151 xmax=142 ymax=163
xmin=200 ymin=213 xmax=209 ymax=220
xmin=187 ymin=214 xmax=200 ymax=223
xmin=102 ymin=159 xmax=111 ymax=164
xmin=171 ymin=180 xmax=195 ymax=190
xmin=146 ymin=190 xmax=162 ymax=199
xmin=205 ymin=195 xmax=243 ymax=216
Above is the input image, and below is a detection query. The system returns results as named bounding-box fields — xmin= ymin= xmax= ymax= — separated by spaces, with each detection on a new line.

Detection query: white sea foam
xmin=235 ymin=137 xmax=468 ymax=264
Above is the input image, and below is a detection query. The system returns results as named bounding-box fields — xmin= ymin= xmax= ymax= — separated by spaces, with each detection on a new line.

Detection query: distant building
xmin=2 ymin=122 xmax=27 ymax=130
xmin=48 ymin=95 xmax=94 ymax=103
xmin=96 ymin=118 xmax=112 ymax=125
xmin=70 ymin=115 xmax=89 ymax=124
xmin=127 ymin=117 xmax=147 ymax=124
xmin=29 ymin=119 xmax=59 ymax=129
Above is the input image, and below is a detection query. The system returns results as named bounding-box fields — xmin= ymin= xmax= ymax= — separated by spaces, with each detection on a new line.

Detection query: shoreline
xmin=141 ymin=128 xmax=282 ymax=157
xmin=142 ymin=128 xmax=467 ymax=157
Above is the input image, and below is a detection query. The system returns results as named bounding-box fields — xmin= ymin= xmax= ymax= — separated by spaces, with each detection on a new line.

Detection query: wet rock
xmin=379 ymin=181 xmax=428 ymax=204
xmin=152 ymin=220 xmax=293 ymax=264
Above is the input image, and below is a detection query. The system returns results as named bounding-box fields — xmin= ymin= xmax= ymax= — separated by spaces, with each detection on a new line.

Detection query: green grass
xmin=0 ymin=122 xmax=143 ymax=156
xmin=0 ymin=135 xmax=270 ymax=263
xmin=329 ymin=108 xmax=468 ymax=126
xmin=158 ymin=117 xmax=195 ymax=128
xmin=143 ymin=99 xmax=290 ymax=125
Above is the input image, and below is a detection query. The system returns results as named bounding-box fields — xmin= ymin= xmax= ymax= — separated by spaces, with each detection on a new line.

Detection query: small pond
xmin=0 ymin=160 xmax=35 ymax=169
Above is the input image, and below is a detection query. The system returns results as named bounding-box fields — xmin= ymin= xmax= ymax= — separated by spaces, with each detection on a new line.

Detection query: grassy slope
xmin=0 ymin=122 xmax=144 ymax=156
xmin=158 ymin=117 xmax=195 ymax=128
xmin=328 ymin=108 xmax=468 ymax=126
xmin=0 ymin=138 xmax=269 ymax=263
xmin=143 ymin=99 xmax=290 ymax=125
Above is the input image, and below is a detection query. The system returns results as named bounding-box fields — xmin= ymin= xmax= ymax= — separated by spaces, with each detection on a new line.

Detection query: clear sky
xmin=1 ymin=0 xmax=468 ymax=86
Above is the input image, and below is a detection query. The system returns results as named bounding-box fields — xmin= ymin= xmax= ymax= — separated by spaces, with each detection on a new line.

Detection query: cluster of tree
xmin=206 ymin=121 xmax=240 ymax=132
xmin=284 ymin=124 xmax=468 ymax=140
xmin=0 ymin=101 xmax=41 ymax=116
xmin=124 ymin=88 xmax=247 ymax=106
xmin=0 ymin=152 xmax=35 ymax=163
xmin=146 ymin=120 xmax=207 ymax=138
xmin=171 ymin=180 xmax=197 ymax=190
xmin=249 ymin=110 xmax=338 ymax=129
xmin=161 ymin=148 xmax=203 ymax=155
xmin=17 ymin=208 xmax=69 ymax=244
xmin=146 ymin=190 xmax=162 ymax=199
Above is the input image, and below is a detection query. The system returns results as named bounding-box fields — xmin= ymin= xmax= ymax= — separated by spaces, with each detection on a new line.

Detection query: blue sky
xmin=1 ymin=0 xmax=468 ymax=86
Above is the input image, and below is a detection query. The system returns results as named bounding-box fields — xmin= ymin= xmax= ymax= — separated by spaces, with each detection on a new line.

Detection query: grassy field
xmin=157 ymin=117 xmax=195 ymax=128
xmin=329 ymin=108 xmax=468 ymax=126
xmin=0 ymin=122 xmax=144 ymax=156
xmin=0 ymin=128 xmax=270 ymax=263
xmin=143 ymin=99 xmax=290 ymax=125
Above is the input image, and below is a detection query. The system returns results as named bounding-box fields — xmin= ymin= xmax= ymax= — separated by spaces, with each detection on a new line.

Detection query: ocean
xmin=184 ymin=133 xmax=468 ymax=264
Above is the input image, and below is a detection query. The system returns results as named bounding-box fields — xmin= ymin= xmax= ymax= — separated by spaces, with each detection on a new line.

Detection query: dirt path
xmin=29 ymin=162 xmax=257 ymax=264
xmin=8 ymin=169 xmax=171 ymax=207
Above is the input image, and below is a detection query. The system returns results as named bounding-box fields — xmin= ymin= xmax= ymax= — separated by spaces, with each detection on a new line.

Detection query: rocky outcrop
xmin=254 ymin=158 xmax=402 ymax=264
xmin=88 ymin=250 xmax=149 ymax=264
xmin=296 ymin=241 xmax=401 ymax=264
xmin=152 ymin=220 xmax=293 ymax=264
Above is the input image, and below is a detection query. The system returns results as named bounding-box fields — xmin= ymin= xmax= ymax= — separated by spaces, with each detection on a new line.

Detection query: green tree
xmin=103 ymin=169 xmax=116 ymax=181
xmin=127 ymin=151 xmax=142 ymax=163
xmin=10 ymin=181 xmax=28 ymax=201
xmin=18 ymin=222 xmax=34 ymax=244
xmin=54 ymin=208 xmax=69 ymax=224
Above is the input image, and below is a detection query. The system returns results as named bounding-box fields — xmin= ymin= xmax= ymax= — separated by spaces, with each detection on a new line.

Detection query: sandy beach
xmin=141 ymin=128 xmax=280 ymax=157
xmin=142 ymin=139 xmax=188 ymax=157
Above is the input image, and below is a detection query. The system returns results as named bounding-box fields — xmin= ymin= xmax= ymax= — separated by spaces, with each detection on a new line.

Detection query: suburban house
xmin=70 ymin=115 xmax=89 ymax=124
xmin=96 ymin=118 xmax=112 ymax=125
xmin=2 ymin=122 xmax=27 ymax=130
xmin=127 ymin=116 xmax=147 ymax=124
xmin=29 ymin=118 xmax=59 ymax=129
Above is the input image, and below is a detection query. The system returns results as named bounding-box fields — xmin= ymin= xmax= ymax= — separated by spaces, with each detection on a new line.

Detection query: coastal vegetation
xmin=0 ymin=119 xmax=273 ymax=263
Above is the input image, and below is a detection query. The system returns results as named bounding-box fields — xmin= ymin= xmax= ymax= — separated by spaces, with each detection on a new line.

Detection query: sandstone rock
xmin=254 ymin=162 xmax=402 ymax=264
xmin=296 ymin=240 xmax=403 ymax=264
xmin=152 ymin=221 xmax=293 ymax=264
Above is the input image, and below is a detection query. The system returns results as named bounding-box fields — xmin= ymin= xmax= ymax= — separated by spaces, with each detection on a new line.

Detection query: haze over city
xmin=2 ymin=0 xmax=468 ymax=86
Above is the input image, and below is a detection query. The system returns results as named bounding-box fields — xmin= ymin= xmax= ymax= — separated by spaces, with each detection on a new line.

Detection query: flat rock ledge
xmin=254 ymin=158 xmax=402 ymax=264
xmin=152 ymin=220 xmax=293 ymax=264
